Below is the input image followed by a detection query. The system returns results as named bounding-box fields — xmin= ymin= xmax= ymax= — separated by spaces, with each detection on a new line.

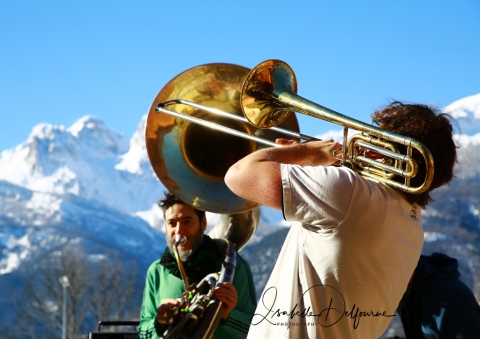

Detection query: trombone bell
xmin=242 ymin=59 xmax=298 ymax=128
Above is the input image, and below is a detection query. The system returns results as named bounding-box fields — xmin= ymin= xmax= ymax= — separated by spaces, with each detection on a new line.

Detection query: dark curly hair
xmin=371 ymin=101 xmax=458 ymax=207
xmin=157 ymin=192 xmax=206 ymax=222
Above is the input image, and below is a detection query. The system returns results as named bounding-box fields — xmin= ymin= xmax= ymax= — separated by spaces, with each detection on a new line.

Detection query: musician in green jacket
xmin=138 ymin=192 xmax=257 ymax=339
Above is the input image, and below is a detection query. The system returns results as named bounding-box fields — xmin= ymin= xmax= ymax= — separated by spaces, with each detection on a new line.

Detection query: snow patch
xmin=424 ymin=232 xmax=448 ymax=242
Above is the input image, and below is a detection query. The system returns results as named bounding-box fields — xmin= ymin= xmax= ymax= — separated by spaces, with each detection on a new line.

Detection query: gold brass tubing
xmin=406 ymin=146 xmax=413 ymax=187
xmin=342 ymin=127 xmax=349 ymax=165
xmin=355 ymin=140 xmax=418 ymax=178
xmin=156 ymin=104 xmax=277 ymax=148
xmin=173 ymin=236 xmax=191 ymax=292
xmin=356 ymin=156 xmax=415 ymax=178
xmin=158 ymin=100 xmax=318 ymax=144
xmin=408 ymin=139 xmax=434 ymax=194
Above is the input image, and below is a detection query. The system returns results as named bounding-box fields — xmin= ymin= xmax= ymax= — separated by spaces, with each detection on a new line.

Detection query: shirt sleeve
xmin=138 ymin=264 xmax=163 ymax=339
xmin=281 ymin=164 xmax=355 ymax=229
xmin=216 ymin=255 xmax=257 ymax=338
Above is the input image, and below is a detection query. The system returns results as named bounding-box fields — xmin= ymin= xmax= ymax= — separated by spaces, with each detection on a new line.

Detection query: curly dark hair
xmin=371 ymin=101 xmax=458 ymax=207
xmin=157 ymin=192 xmax=206 ymax=222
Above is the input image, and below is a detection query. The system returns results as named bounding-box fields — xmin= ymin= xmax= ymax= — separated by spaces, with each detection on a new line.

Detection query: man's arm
xmin=225 ymin=139 xmax=340 ymax=209
xmin=138 ymin=265 xmax=162 ymax=339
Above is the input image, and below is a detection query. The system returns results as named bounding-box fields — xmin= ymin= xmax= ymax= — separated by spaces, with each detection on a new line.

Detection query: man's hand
xmin=156 ymin=298 xmax=183 ymax=324
xmin=214 ymin=283 xmax=238 ymax=320
xmin=275 ymin=138 xmax=300 ymax=146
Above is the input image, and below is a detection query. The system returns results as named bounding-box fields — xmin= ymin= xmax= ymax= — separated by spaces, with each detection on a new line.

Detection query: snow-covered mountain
xmin=445 ymin=93 xmax=480 ymax=144
xmin=0 ymin=115 xmax=163 ymax=215
xmin=0 ymin=112 xmax=289 ymax=283
xmin=0 ymin=93 xmax=479 ymax=338
xmin=0 ymin=179 xmax=165 ymax=275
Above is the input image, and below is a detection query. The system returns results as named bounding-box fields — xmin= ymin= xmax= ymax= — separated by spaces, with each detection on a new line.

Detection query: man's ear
xmin=201 ymin=216 xmax=207 ymax=232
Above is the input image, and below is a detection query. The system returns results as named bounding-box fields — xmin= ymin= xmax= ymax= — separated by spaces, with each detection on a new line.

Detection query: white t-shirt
xmin=247 ymin=165 xmax=423 ymax=339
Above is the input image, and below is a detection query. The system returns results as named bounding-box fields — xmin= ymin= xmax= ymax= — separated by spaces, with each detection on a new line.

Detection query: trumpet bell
xmin=146 ymin=63 xmax=299 ymax=213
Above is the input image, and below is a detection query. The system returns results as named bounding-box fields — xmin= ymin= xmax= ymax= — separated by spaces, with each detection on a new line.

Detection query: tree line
xmin=2 ymin=244 xmax=142 ymax=339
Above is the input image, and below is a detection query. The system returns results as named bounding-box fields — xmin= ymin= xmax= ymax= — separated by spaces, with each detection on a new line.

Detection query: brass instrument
xmin=150 ymin=59 xmax=434 ymax=195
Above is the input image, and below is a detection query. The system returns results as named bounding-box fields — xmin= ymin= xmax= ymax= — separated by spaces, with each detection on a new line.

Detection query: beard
xmin=167 ymin=231 xmax=204 ymax=262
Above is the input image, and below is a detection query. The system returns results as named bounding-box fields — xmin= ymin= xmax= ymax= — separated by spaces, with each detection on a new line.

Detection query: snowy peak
xmin=69 ymin=115 xmax=129 ymax=156
xmin=115 ymin=114 xmax=150 ymax=175
xmin=0 ymin=115 xmax=164 ymax=214
xmin=445 ymin=93 xmax=480 ymax=120
xmin=0 ymin=123 xmax=78 ymax=189
xmin=70 ymin=115 xmax=105 ymax=137
xmin=0 ymin=116 xmax=128 ymax=193
xmin=444 ymin=93 xmax=480 ymax=137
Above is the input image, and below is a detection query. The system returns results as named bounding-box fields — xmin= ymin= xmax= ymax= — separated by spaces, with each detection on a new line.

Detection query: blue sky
xmin=1 ymin=1 xmax=479 ymax=152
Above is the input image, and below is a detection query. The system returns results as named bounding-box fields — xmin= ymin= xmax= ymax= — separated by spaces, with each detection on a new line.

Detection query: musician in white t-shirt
xmin=225 ymin=101 xmax=458 ymax=338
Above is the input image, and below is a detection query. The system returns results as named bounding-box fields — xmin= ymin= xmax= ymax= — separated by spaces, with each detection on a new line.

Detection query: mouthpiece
xmin=175 ymin=235 xmax=186 ymax=245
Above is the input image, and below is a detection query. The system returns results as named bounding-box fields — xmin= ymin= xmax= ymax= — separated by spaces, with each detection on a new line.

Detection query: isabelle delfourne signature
xmin=251 ymin=285 xmax=395 ymax=330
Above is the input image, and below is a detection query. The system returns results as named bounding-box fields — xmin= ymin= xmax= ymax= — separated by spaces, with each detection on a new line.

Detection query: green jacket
xmin=138 ymin=236 xmax=257 ymax=339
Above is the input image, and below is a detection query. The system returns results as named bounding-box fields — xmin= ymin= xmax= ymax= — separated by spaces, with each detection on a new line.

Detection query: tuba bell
xmin=146 ymin=62 xmax=300 ymax=214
